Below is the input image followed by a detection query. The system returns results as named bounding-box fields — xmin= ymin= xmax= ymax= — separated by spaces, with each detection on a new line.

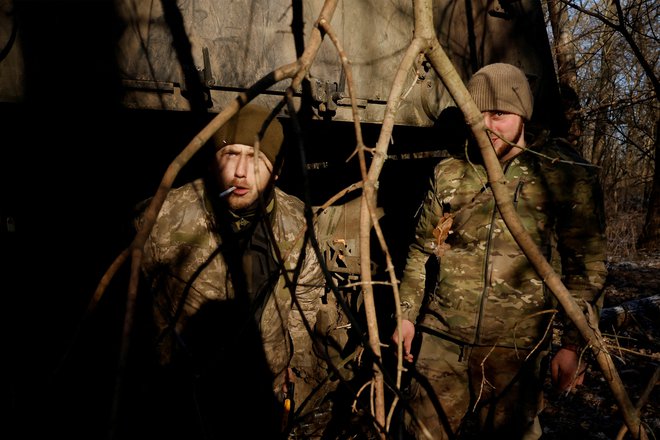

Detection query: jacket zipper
xmin=513 ymin=180 xmax=524 ymax=208
xmin=474 ymin=161 xmax=514 ymax=345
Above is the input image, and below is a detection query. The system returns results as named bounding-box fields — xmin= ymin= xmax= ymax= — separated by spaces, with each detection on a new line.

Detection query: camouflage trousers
xmin=403 ymin=330 xmax=548 ymax=440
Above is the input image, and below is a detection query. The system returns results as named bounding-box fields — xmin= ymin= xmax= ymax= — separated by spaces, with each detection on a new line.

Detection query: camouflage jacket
xmin=137 ymin=179 xmax=323 ymax=391
xmin=399 ymin=137 xmax=608 ymax=349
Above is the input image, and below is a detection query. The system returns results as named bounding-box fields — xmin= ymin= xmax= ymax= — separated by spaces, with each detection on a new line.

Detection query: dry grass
xmin=606 ymin=211 xmax=646 ymax=261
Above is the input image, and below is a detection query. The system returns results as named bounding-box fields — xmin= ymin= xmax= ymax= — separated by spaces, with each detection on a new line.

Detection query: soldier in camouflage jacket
xmin=391 ymin=64 xmax=607 ymax=439
xmin=135 ymin=104 xmax=324 ymax=439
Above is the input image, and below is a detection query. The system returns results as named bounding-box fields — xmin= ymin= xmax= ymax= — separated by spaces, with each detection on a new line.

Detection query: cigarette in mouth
xmin=219 ymin=186 xmax=237 ymax=198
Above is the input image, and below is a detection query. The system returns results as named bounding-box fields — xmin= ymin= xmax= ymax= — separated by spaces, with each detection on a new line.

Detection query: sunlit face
xmin=482 ymin=111 xmax=526 ymax=161
xmin=213 ymin=143 xmax=275 ymax=211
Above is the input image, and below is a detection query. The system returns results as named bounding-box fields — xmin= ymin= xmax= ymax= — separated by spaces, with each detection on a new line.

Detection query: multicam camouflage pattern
xmin=405 ymin=332 xmax=548 ymax=438
xmin=399 ymin=137 xmax=608 ymax=349
xmin=137 ymin=179 xmax=324 ymax=399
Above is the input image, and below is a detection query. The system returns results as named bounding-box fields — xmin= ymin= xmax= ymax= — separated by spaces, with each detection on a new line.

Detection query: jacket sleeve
xmin=548 ymin=150 xmax=608 ymax=347
xmin=288 ymin=230 xmax=325 ymax=377
xmin=399 ymin=171 xmax=444 ymax=323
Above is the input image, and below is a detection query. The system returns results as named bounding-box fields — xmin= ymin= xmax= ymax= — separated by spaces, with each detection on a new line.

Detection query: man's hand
xmin=551 ymin=346 xmax=586 ymax=392
xmin=391 ymin=319 xmax=416 ymax=362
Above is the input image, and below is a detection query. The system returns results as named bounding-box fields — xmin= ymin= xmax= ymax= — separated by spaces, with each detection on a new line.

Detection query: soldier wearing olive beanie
xmin=134 ymin=100 xmax=327 ymax=438
xmin=212 ymin=104 xmax=284 ymax=167
xmin=466 ymin=63 xmax=534 ymax=120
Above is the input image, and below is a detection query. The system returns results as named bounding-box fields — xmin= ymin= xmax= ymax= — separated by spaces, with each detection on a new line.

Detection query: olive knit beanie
xmin=466 ymin=63 xmax=534 ymax=120
xmin=212 ymin=104 xmax=283 ymax=166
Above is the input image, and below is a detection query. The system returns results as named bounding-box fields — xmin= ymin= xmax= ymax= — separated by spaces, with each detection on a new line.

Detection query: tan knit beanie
xmin=466 ymin=63 xmax=534 ymax=120
xmin=212 ymin=104 xmax=283 ymax=166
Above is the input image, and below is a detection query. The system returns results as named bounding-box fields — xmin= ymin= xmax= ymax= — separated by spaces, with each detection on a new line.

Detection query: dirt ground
xmin=539 ymin=252 xmax=660 ymax=440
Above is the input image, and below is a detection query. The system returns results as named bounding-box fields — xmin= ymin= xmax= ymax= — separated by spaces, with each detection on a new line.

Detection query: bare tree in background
xmin=545 ymin=0 xmax=659 ymax=253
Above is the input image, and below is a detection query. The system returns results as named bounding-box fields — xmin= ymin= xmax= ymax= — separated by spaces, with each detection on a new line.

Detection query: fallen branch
xmin=600 ymin=294 xmax=660 ymax=332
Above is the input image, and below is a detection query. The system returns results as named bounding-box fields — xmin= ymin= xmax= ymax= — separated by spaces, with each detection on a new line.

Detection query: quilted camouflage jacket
xmin=137 ymin=178 xmax=323 ymax=391
xmin=399 ymin=136 xmax=608 ymax=349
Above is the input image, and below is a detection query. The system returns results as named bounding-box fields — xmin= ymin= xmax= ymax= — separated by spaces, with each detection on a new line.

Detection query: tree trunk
xmin=546 ymin=0 xmax=581 ymax=144
xmin=589 ymin=0 xmax=616 ymax=166
xmin=637 ymin=115 xmax=660 ymax=250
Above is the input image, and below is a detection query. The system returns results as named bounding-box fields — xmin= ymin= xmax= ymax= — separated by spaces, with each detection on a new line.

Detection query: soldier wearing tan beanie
xmin=462 ymin=63 xmax=535 ymax=162
xmin=392 ymin=62 xmax=607 ymax=439
xmin=467 ymin=62 xmax=534 ymax=121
